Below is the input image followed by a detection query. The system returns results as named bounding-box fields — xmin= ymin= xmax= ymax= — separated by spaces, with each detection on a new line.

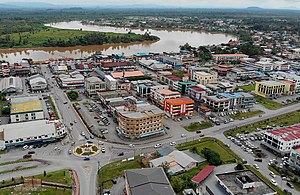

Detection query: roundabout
xmin=73 ymin=143 xmax=100 ymax=157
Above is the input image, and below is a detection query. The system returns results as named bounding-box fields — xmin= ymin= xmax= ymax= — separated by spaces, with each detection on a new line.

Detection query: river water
xmin=0 ymin=21 xmax=236 ymax=62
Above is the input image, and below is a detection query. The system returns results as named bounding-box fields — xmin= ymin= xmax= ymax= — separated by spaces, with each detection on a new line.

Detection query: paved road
xmin=1 ymin=64 xmax=300 ymax=195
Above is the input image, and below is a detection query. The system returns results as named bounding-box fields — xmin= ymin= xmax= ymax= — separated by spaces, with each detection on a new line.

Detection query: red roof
xmin=164 ymin=75 xmax=182 ymax=81
xmin=78 ymin=64 xmax=93 ymax=69
xmin=101 ymin=62 xmax=130 ymax=68
xmin=190 ymin=86 xmax=205 ymax=92
xmin=268 ymin=125 xmax=300 ymax=141
xmin=191 ymin=165 xmax=214 ymax=183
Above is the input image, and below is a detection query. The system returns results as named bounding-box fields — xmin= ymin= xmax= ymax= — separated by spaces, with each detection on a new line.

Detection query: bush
xmin=170 ymin=177 xmax=185 ymax=193
xmin=201 ymin=148 xmax=222 ymax=166
xmin=67 ymin=91 xmax=78 ymax=101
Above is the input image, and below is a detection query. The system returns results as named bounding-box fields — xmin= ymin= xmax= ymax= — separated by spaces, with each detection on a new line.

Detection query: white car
xmin=253 ymin=164 xmax=259 ymax=169
xmin=129 ymin=144 xmax=135 ymax=148
xmin=170 ymin=142 xmax=176 ymax=146
xmin=154 ymin=144 xmax=162 ymax=148
xmin=181 ymin=134 xmax=186 ymax=137
xmin=271 ymin=179 xmax=278 ymax=186
xmin=269 ymin=171 xmax=276 ymax=178
xmin=101 ymin=147 xmax=106 ymax=153
xmin=98 ymin=141 xmax=104 ymax=145
xmin=81 ymin=131 xmax=85 ymax=136
xmin=23 ymin=145 xmax=29 ymax=150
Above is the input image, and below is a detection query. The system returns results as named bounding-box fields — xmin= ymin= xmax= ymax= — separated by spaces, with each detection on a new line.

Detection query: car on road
xmin=287 ymin=182 xmax=294 ymax=188
xmin=98 ymin=141 xmax=104 ymax=145
xmin=90 ymin=135 xmax=94 ymax=139
xmin=129 ymin=144 xmax=135 ymax=148
xmin=28 ymin=151 xmax=35 ymax=154
xmin=68 ymin=150 xmax=72 ymax=155
xmin=101 ymin=147 xmax=106 ymax=153
xmin=271 ymin=179 xmax=278 ymax=186
xmin=253 ymin=164 xmax=259 ymax=169
xmin=74 ymin=120 xmax=77 ymax=123
xmin=181 ymin=134 xmax=186 ymax=137
xmin=63 ymin=102 xmax=68 ymax=104
xmin=170 ymin=141 xmax=176 ymax=146
xmin=254 ymin=158 xmax=263 ymax=162
xmin=23 ymin=154 xmax=32 ymax=159
xmin=87 ymin=140 xmax=93 ymax=144
xmin=81 ymin=131 xmax=85 ymax=136
xmin=199 ymin=134 xmax=205 ymax=137
xmin=23 ymin=145 xmax=29 ymax=150
xmin=196 ymin=130 xmax=202 ymax=134
xmin=154 ymin=144 xmax=162 ymax=148
xmin=118 ymin=152 xmax=124 ymax=156
xmin=71 ymin=142 xmax=75 ymax=146
xmin=84 ymin=156 xmax=90 ymax=161
xmin=84 ymin=135 xmax=89 ymax=140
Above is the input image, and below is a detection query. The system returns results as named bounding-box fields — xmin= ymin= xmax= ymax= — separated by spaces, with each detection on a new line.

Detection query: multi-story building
xmin=0 ymin=62 xmax=10 ymax=77
xmin=211 ymin=65 xmax=233 ymax=76
xmin=105 ymin=75 xmax=117 ymax=90
xmin=212 ymin=53 xmax=248 ymax=63
xmin=159 ymin=74 xmax=181 ymax=91
xmin=194 ymin=71 xmax=217 ymax=85
xmin=0 ymin=120 xmax=66 ymax=150
xmin=85 ymin=76 xmax=106 ymax=96
xmin=57 ymin=71 xmax=85 ymax=89
xmin=255 ymin=81 xmax=287 ymax=98
xmin=10 ymin=96 xmax=45 ymax=123
xmin=226 ymin=67 xmax=257 ymax=80
xmin=117 ymin=98 xmax=165 ymax=139
xmin=270 ymin=71 xmax=300 ymax=92
xmin=100 ymin=61 xmax=135 ymax=72
xmin=203 ymin=95 xmax=230 ymax=111
xmin=238 ymin=92 xmax=255 ymax=108
xmin=28 ymin=74 xmax=48 ymax=92
xmin=152 ymin=89 xmax=181 ymax=108
xmin=164 ymin=97 xmax=194 ymax=118
xmin=188 ymin=86 xmax=207 ymax=102
xmin=289 ymin=147 xmax=300 ymax=172
xmin=263 ymin=125 xmax=300 ymax=155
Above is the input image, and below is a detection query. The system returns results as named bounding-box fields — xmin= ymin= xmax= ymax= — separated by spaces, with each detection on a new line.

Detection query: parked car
xmin=68 ymin=150 xmax=72 ymax=154
xmin=254 ymin=158 xmax=263 ymax=162
xmin=23 ymin=154 xmax=32 ymax=159
xmin=129 ymin=144 xmax=135 ymax=148
xmin=154 ymin=144 xmax=162 ymax=148
xmin=28 ymin=151 xmax=35 ymax=154
xmin=90 ymin=135 xmax=95 ymax=139
xmin=101 ymin=147 xmax=106 ymax=153
xmin=271 ymin=179 xmax=278 ymax=186
xmin=253 ymin=164 xmax=259 ymax=169
xmin=23 ymin=145 xmax=29 ymax=150
xmin=196 ymin=130 xmax=202 ymax=134
xmin=170 ymin=142 xmax=176 ymax=146
xmin=287 ymin=182 xmax=294 ymax=189
xmin=118 ymin=152 xmax=124 ymax=156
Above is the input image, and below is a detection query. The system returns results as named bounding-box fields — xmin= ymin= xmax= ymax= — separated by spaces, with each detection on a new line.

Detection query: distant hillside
xmin=0 ymin=2 xmax=56 ymax=9
xmin=246 ymin=6 xmax=263 ymax=10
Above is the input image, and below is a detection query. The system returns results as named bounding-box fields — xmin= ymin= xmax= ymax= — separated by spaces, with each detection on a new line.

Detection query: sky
xmin=0 ymin=0 xmax=299 ymax=9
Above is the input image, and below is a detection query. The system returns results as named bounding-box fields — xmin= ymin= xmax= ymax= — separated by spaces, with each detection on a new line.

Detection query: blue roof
xmin=134 ymin=52 xmax=150 ymax=57
xmin=220 ymin=92 xmax=243 ymax=99
xmin=180 ymin=50 xmax=191 ymax=53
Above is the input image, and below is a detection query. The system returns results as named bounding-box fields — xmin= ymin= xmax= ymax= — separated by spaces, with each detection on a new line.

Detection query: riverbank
xmin=0 ymin=27 xmax=159 ymax=49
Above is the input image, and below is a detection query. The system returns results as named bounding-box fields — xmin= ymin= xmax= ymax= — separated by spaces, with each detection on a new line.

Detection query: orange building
xmin=164 ymin=97 xmax=194 ymax=118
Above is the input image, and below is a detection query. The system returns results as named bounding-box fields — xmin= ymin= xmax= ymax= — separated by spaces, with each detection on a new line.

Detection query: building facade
xmin=85 ymin=76 xmax=106 ymax=96
xmin=164 ymin=97 xmax=194 ymax=118
xmin=194 ymin=71 xmax=218 ymax=85
xmin=289 ymin=147 xmax=300 ymax=172
xmin=255 ymin=81 xmax=287 ymax=98
xmin=263 ymin=125 xmax=300 ymax=155
xmin=117 ymin=98 xmax=165 ymax=139
xmin=10 ymin=96 xmax=45 ymax=123
xmin=212 ymin=53 xmax=248 ymax=63
xmin=151 ymin=89 xmax=181 ymax=108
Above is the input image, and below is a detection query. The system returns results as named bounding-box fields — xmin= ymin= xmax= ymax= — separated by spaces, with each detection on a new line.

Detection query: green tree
xmin=235 ymin=163 xmax=244 ymax=170
xmin=67 ymin=91 xmax=78 ymax=101
xmin=170 ymin=177 xmax=185 ymax=193
xmin=201 ymin=147 xmax=222 ymax=166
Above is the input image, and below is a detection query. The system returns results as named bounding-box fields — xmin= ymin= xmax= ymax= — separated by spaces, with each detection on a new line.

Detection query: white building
xmin=28 ymin=74 xmax=48 ymax=91
xmin=263 ymin=125 xmax=300 ymax=155
xmin=270 ymin=71 xmax=300 ymax=91
xmin=105 ymin=75 xmax=117 ymax=90
xmin=289 ymin=48 xmax=300 ymax=59
xmin=0 ymin=76 xmax=23 ymax=94
xmin=85 ymin=76 xmax=106 ymax=96
xmin=0 ymin=120 xmax=66 ymax=150
xmin=10 ymin=96 xmax=45 ymax=123
xmin=194 ymin=71 xmax=218 ymax=85
xmin=57 ymin=71 xmax=85 ymax=89
xmin=212 ymin=53 xmax=249 ymax=62
xmin=151 ymin=89 xmax=181 ymax=108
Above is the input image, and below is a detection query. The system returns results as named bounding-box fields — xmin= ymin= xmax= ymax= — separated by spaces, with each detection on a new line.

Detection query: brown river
xmin=0 ymin=21 xmax=236 ymax=62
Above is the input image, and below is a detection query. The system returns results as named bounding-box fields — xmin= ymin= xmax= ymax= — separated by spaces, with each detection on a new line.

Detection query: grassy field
xmin=225 ymin=109 xmax=300 ymax=137
xmin=238 ymin=84 xmax=255 ymax=91
xmin=0 ymin=159 xmax=33 ymax=166
xmin=184 ymin=120 xmax=214 ymax=131
xmin=0 ymin=186 xmax=71 ymax=195
xmin=1 ymin=27 xmax=158 ymax=48
xmin=99 ymin=156 xmax=143 ymax=189
xmin=176 ymin=137 xmax=240 ymax=164
xmin=245 ymin=165 xmax=283 ymax=194
xmin=28 ymin=169 xmax=71 ymax=185
xmin=230 ymin=110 xmax=264 ymax=120
xmin=255 ymin=96 xmax=283 ymax=110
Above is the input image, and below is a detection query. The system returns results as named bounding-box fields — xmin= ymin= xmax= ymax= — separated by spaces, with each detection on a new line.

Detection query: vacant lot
xmin=230 ymin=110 xmax=264 ymax=120
xmin=184 ymin=120 xmax=214 ymax=131
xmin=255 ymin=96 xmax=283 ymax=110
